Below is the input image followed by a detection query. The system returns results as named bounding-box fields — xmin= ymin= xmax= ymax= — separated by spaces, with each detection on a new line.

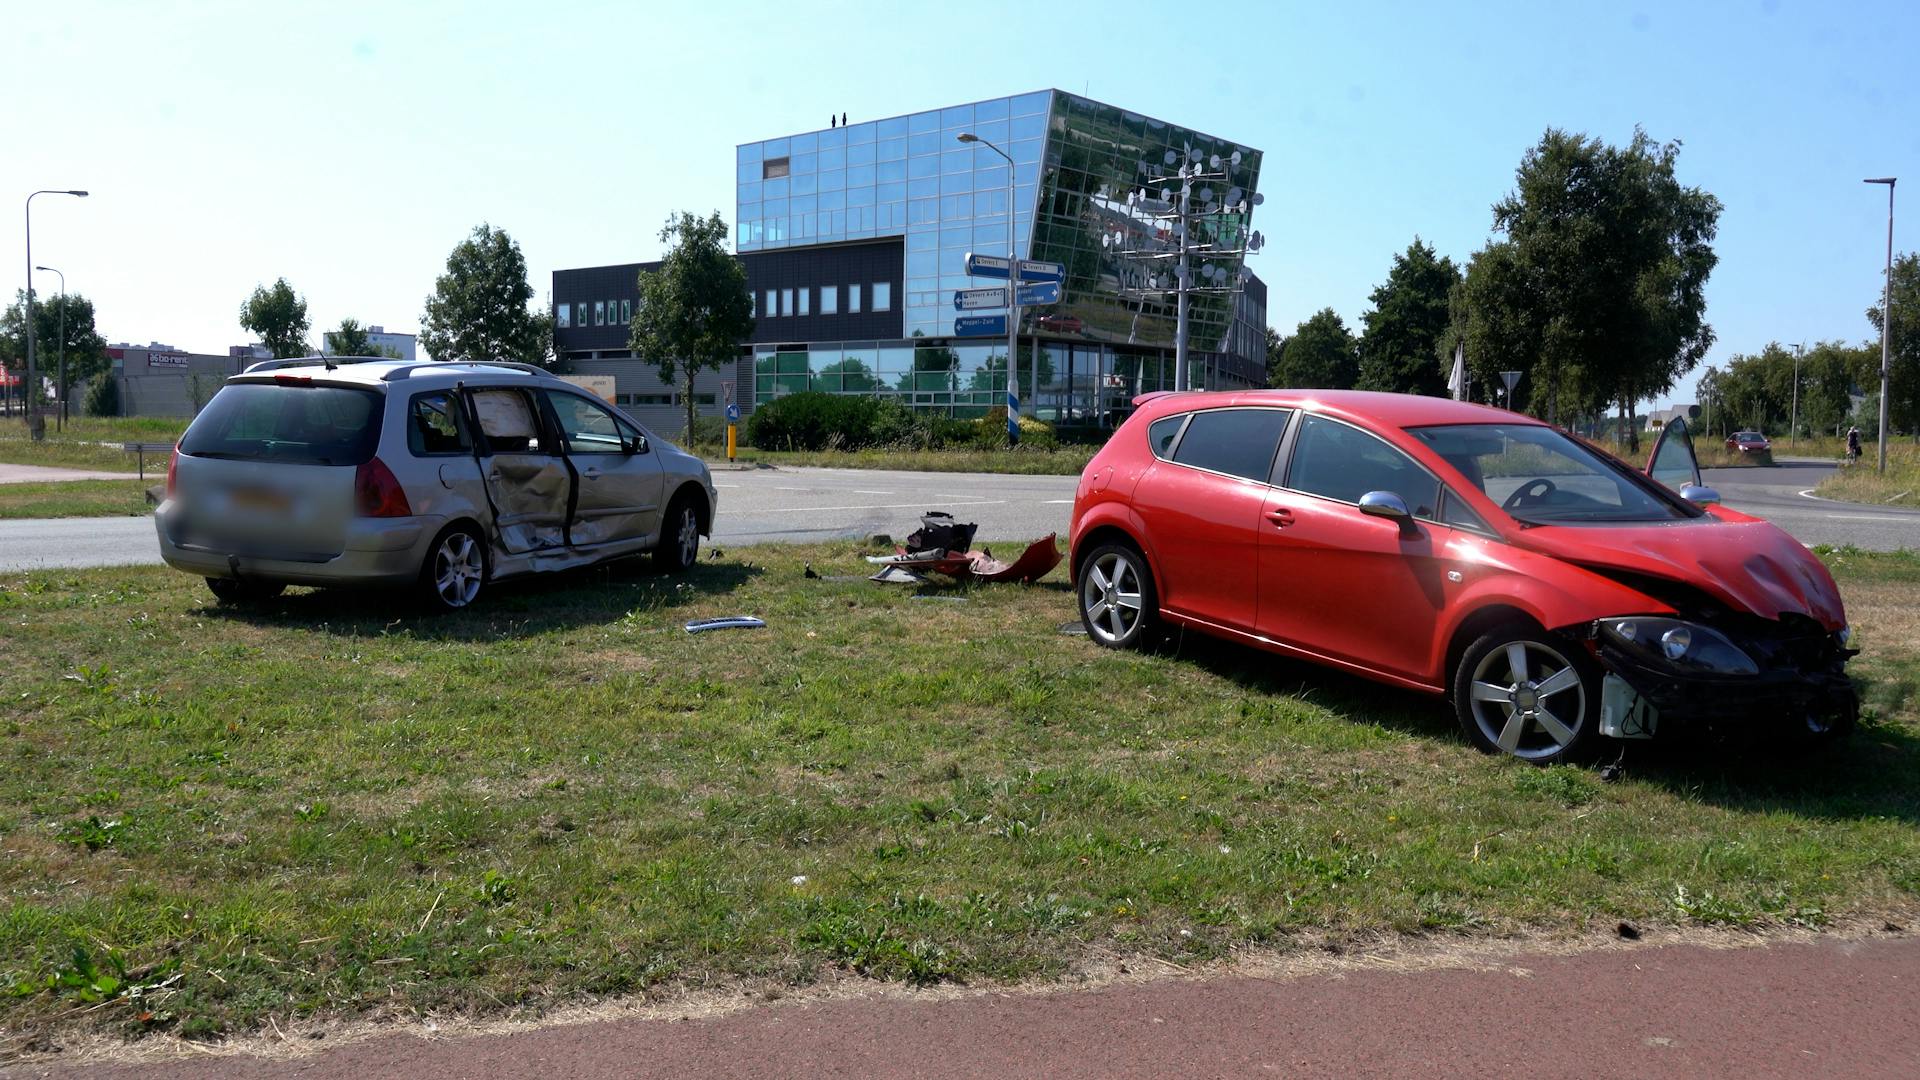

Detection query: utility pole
xmin=1864 ymin=177 xmax=1896 ymax=474
xmin=1788 ymin=342 xmax=1803 ymax=449
xmin=22 ymin=189 xmax=89 ymax=441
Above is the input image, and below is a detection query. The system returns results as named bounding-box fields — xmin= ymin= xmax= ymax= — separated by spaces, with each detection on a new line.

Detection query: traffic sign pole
xmin=725 ymin=395 xmax=740 ymax=463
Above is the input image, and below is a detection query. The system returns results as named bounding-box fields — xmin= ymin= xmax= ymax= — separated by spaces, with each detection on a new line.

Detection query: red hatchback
xmin=1069 ymin=391 xmax=1855 ymax=763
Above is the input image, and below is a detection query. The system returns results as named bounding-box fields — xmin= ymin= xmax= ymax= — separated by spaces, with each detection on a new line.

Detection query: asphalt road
xmin=0 ymin=460 xmax=1913 ymax=575
xmin=28 ymin=934 xmax=1920 ymax=1079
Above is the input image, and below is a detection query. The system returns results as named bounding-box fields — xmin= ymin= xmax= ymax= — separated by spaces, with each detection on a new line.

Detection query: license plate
xmin=229 ymin=487 xmax=291 ymax=513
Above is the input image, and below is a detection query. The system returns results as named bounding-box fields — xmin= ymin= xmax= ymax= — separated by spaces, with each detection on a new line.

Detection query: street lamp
xmin=957 ymin=132 xmax=1024 ymax=439
xmin=34 ymin=265 xmax=65 ymax=432
xmin=1787 ymin=342 xmax=1803 ymax=449
xmin=23 ymin=188 xmax=89 ymax=441
xmin=1865 ymin=177 xmax=1896 ymax=474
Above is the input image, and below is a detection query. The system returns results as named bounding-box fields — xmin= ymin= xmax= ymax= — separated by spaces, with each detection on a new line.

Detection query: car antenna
xmin=323 ymin=353 xmax=337 ymax=372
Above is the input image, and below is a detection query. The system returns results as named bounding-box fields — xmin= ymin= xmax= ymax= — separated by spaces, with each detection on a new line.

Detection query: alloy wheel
xmin=676 ymin=506 xmax=699 ymax=565
xmin=1467 ymin=640 xmax=1588 ymax=760
xmin=1082 ymin=551 xmax=1145 ymax=646
xmin=433 ymin=531 xmax=483 ymax=608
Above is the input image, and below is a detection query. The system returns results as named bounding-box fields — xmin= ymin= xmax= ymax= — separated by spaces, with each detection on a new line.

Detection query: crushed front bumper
xmin=1588 ymin=619 xmax=1858 ymax=738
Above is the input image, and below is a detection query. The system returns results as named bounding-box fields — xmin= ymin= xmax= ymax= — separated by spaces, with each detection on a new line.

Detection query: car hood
xmin=1510 ymin=511 xmax=1845 ymax=629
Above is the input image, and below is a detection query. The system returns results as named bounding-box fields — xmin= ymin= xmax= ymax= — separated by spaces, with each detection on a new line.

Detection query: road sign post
xmin=1499 ymin=370 xmax=1522 ymax=408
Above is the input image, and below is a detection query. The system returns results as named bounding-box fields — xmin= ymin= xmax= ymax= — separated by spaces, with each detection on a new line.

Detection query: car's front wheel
xmin=1453 ymin=627 xmax=1599 ymax=764
xmin=419 ymin=524 xmax=486 ymax=612
xmin=1078 ymin=542 xmax=1157 ymax=649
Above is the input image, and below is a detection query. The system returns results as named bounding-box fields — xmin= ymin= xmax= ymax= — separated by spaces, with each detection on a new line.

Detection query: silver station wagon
xmin=155 ymin=357 xmax=717 ymax=610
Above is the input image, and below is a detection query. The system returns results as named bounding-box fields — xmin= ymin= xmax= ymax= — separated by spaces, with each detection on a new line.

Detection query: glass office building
xmin=556 ymin=90 xmax=1266 ymax=425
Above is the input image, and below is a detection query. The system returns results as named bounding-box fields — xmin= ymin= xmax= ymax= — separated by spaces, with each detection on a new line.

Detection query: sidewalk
xmin=22 ymin=932 xmax=1919 ymax=1079
xmin=0 ymin=463 xmax=136 ymax=484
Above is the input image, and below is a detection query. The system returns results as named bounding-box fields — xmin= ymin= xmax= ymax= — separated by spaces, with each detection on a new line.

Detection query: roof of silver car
xmin=238 ymin=356 xmax=561 ymax=385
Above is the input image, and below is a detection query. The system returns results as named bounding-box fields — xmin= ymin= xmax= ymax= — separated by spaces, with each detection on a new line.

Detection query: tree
xmin=1446 ymin=128 xmax=1721 ymax=449
xmin=820 ymin=357 xmax=878 ymax=392
xmin=1271 ymin=308 xmax=1357 ymax=389
xmin=420 ymin=224 xmax=551 ymax=367
xmin=1263 ymin=325 xmax=1290 ymax=387
xmin=1357 ymin=238 xmax=1460 ymax=395
xmin=1 ymin=290 xmax=110 ymax=402
xmin=322 ymin=317 xmax=400 ymax=359
xmin=239 ymin=278 xmax=312 ymax=359
xmin=629 ymin=212 xmax=755 ymax=440
xmin=1865 ymin=252 xmax=1920 ymax=441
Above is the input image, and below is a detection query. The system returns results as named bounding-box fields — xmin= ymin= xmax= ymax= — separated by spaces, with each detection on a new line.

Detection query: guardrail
xmin=122 ymin=442 xmax=174 ymax=480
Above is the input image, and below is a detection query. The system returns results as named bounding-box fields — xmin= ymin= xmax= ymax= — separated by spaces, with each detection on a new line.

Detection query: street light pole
xmin=1865 ymin=177 xmax=1896 ymax=474
xmin=34 ymin=265 xmax=64 ymax=432
xmin=958 ymin=133 xmax=1023 ymax=441
xmin=1787 ymin=342 xmax=1803 ymax=449
xmin=22 ymin=189 xmax=88 ymax=442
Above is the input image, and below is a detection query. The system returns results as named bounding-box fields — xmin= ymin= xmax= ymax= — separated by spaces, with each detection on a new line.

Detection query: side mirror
xmin=629 ymin=434 xmax=649 ymax=455
xmin=1358 ymin=490 xmax=1418 ymax=535
xmin=1678 ymin=484 xmax=1720 ymax=506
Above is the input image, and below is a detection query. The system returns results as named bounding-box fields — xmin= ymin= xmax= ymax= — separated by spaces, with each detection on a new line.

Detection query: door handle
xmin=488 ymin=470 xmax=502 ymax=481
xmin=582 ymin=467 xmax=602 ymax=479
xmin=1266 ymin=508 xmax=1295 ymax=527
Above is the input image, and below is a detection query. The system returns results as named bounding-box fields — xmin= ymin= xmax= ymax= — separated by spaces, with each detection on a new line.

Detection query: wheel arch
xmin=1071 ymin=519 xmax=1157 ymax=588
xmin=669 ymin=481 xmax=712 ymax=536
xmin=1441 ymin=604 xmax=1544 ymax=700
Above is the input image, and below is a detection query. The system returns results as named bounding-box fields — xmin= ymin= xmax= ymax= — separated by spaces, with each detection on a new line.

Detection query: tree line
xmin=1270 ymin=127 xmax=1725 ymax=450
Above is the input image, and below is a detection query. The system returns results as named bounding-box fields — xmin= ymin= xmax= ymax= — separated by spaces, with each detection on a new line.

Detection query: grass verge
xmin=1 ymin=545 xmax=1916 ymax=1043
xmin=1813 ymin=447 xmax=1920 ymax=507
xmin=710 ymin=445 xmax=1099 ymax=475
xmin=0 ymin=480 xmax=153 ymax=520
xmin=0 ymin=417 xmax=186 ymax=473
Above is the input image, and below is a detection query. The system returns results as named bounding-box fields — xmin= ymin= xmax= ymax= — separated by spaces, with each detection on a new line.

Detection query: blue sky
xmin=4 ymin=0 xmax=1914 ymax=408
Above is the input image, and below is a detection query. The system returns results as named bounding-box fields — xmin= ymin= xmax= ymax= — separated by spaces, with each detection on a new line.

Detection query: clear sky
xmin=4 ymin=0 xmax=1913 ymax=408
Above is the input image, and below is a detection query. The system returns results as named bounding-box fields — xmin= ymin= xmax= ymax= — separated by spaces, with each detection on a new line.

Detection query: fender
xmin=1423 ymin=534 xmax=1676 ymax=684
xmin=1068 ymin=499 xmax=1162 ymax=589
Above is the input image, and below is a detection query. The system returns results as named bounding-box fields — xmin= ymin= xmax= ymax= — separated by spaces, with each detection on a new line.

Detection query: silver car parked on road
xmin=155 ymin=357 xmax=717 ymax=610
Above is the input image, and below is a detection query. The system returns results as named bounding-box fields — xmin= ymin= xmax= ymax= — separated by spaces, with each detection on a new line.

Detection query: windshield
xmin=180 ymin=382 xmax=384 ymax=466
xmin=1408 ymin=423 xmax=1689 ymax=524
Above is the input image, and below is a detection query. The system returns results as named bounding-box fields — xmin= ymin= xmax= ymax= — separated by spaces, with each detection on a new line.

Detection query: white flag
xmin=1447 ymin=342 xmax=1467 ymax=401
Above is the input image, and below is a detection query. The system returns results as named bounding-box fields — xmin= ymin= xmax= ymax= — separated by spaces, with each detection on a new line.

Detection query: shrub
xmin=85 ymin=374 xmax=120 ymax=417
xmin=746 ymin=392 xmax=898 ymax=451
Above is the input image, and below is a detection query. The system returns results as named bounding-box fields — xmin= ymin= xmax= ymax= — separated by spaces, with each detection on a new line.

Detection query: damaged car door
xmin=469 ymin=386 xmax=572 ymax=553
xmin=542 ymin=389 xmax=665 ymax=550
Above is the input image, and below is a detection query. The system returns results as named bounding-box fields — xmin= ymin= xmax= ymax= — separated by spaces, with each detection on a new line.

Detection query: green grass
xmin=0 ymin=480 xmax=153 ymax=520
xmin=1813 ymin=445 xmax=1920 ymax=507
xmin=1 ymin=545 xmax=1917 ymax=1043
xmin=715 ymin=445 xmax=1099 ymax=475
xmin=0 ymin=416 xmax=185 ymax=473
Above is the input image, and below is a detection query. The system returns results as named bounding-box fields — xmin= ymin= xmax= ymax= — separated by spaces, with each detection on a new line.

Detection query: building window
xmin=749 ymin=291 xmax=757 ymax=318
xmin=782 ymin=288 xmax=794 ymax=316
xmin=621 ymin=299 xmax=632 ymax=323
xmin=575 ymin=303 xmax=587 ymax=326
xmin=555 ymin=303 xmax=570 ymax=329
xmin=872 ymin=282 xmax=891 ymax=311
xmin=765 ymin=289 xmax=777 ymax=317
xmin=820 ymin=285 xmax=838 ymax=315
xmin=595 ymin=301 xmax=606 ymax=326
xmin=763 ymin=157 xmax=790 ymax=179
xmin=848 ymin=283 xmax=862 ymax=314
xmin=798 ymin=287 xmax=810 ymax=317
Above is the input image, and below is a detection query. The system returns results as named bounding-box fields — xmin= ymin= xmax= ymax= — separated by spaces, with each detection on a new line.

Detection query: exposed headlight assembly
xmin=1599 ymin=617 xmax=1759 ymax=676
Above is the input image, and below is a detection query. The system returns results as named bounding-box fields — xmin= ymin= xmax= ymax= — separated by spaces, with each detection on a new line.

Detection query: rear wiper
xmin=184 ymin=451 xmax=251 ymax=460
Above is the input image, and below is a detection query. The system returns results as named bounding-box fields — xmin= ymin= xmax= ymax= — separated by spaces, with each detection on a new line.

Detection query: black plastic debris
xmin=905 ymin=511 xmax=977 ymax=556
xmin=685 ymin=616 xmax=767 ymax=634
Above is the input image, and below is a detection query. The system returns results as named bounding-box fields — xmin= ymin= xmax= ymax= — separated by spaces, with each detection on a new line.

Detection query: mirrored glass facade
xmin=737 ymin=90 xmax=1260 ymax=352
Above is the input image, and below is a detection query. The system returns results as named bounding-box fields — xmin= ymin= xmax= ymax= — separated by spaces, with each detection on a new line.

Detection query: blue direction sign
xmin=964 ymin=253 xmax=1067 ymax=283
xmin=725 ymin=403 xmax=740 ymax=423
xmin=953 ymin=287 xmax=1008 ymax=311
xmin=1017 ymin=281 xmax=1061 ymax=306
xmin=954 ymin=314 xmax=1008 ymax=337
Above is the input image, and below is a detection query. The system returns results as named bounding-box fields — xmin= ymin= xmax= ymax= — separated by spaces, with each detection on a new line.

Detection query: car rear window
xmin=1170 ymin=408 xmax=1292 ymax=482
xmin=180 ymin=382 xmax=384 ymax=466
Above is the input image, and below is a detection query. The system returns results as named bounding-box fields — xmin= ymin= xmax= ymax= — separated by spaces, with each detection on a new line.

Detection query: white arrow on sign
xmin=1017 ymin=281 xmax=1061 ymax=306
xmin=953 ymin=287 xmax=1009 ymax=311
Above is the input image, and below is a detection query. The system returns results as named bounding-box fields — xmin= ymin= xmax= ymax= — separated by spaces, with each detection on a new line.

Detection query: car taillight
xmin=354 ymin=457 xmax=413 ymax=517
xmin=165 ymin=445 xmax=180 ymax=498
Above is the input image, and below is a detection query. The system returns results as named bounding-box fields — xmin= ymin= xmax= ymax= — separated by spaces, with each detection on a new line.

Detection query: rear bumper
xmin=154 ymin=501 xmax=439 ymax=587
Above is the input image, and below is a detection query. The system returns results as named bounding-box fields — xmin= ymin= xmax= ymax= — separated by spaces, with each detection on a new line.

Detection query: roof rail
xmin=241 ymin=355 xmax=390 ymax=374
xmin=377 ymin=360 xmax=555 ymax=382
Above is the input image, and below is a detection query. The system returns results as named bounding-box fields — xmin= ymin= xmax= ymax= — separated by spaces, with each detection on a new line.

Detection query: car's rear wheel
xmin=205 ymin=577 xmax=286 ymax=605
xmin=655 ymin=493 xmax=701 ymax=573
xmin=420 ymin=524 xmax=486 ymax=612
xmin=1454 ymin=627 xmax=1599 ymax=764
xmin=1079 ymin=542 xmax=1157 ymax=649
